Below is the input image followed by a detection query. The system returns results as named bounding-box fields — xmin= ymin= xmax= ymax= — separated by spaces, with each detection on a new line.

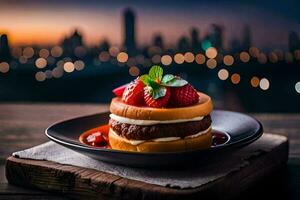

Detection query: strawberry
xmin=170 ymin=84 xmax=199 ymax=107
xmin=144 ymin=87 xmax=171 ymax=108
xmin=113 ymin=84 xmax=128 ymax=97
xmin=122 ymin=78 xmax=145 ymax=106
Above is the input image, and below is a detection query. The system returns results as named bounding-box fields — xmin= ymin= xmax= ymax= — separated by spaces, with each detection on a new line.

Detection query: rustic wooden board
xmin=5 ymin=133 xmax=288 ymax=200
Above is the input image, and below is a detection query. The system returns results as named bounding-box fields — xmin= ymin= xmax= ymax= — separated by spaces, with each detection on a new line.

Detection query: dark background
xmin=0 ymin=0 xmax=300 ymax=112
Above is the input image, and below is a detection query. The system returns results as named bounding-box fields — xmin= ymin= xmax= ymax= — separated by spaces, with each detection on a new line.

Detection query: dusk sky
xmin=0 ymin=0 xmax=299 ymax=50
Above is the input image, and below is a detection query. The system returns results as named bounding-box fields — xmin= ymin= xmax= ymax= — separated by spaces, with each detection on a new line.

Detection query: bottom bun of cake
xmin=108 ymin=128 xmax=212 ymax=153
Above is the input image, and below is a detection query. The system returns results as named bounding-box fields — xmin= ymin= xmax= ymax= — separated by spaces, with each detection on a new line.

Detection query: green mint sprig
xmin=140 ymin=65 xmax=188 ymax=99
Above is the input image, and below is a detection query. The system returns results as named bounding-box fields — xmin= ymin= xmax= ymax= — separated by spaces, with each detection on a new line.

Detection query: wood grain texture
xmin=0 ymin=103 xmax=299 ymax=199
xmin=4 ymin=134 xmax=288 ymax=200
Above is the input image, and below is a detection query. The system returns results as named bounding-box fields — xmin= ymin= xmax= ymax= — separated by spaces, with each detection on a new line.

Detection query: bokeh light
xmin=294 ymin=50 xmax=300 ymax=60
xmin=109 ymin=46 xmax=120 ymax=57
xmin=218 ymin=69 xmax=229 ymax=80
xmin=231 ymin=73 xmax=241 ymax=84
xmin=35 ymin=71 xmax=46 ymax=82
xmin=259 ymin=78 xmax=270 ymax=90
xmin=74 ymin=60 xmax=85 ymax=71
xmin=18 ymin=56 xmax=28 ymax=64
xmin=12 ymin=47 xmax=22 ymax=58
xmin=285 ymin=52 xmax=293 ymax=63
xmin=206 ymin=58 xmax=217 ymax=69
xmin=223 ymin=55 xmax=234 ymax=66
xmin=174 ymin=53 xmax=184 ymax=64
xmin=268 ymin=52 xmax=278 ymax=63
xmin=117 ymin=52 xmax=128 ymax=63
xmin=205 ymin=47 xmax=218 ymax=59
xmin=35 ymin=58 xmax=47 ymax=69
xmin=257 ymin=53 xmax=267 ymax=64
xmin=184 ymin=52 xmax=195 ymax=63
xmin=161 ymin=55 xmax=172 ymax=66
xmin=23 ymin=47 xmax=34 ymax=58
xmin=129 ymin=66 xmax=140 ymax=76
xmin=63 ymin=62 xmax=75 ymax=73
xmin=39 ymin=49 xmax=50 ymax=58
xmin=250 ymin=76 xmax=260 ymax=87
xmin=152 ymin=54 xmax=161 ymax=64
xmin=51 ymin=46 xmax=63 ymax=57
xmin=295 ymin=82 xmax=300 ymax=94
xmin=249 ymin=47 xmax=260 ymax=57
xmin=52 ymin=67 xmax=64 ymax=78
xmin=239 ymin=52 xmax=250 ymax=63
xmin=98 ymin=51 xmax=110 ymax=62
xmin=201 ymin=40 xmax=211 ymax=51
xmin=74 ymin=46 xmax=87 ymax=58
xmin=45 ymin=70 xmax=53 ymax=79
xmin=195 ymin=54 xmax=206 ymax=64
xmin=0 ymin=62 xmax=10 ymax=73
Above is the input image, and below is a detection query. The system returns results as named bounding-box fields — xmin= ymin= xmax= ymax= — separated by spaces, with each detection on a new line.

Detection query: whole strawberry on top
xmin=113 ymin=65 xmax=199 ymax=108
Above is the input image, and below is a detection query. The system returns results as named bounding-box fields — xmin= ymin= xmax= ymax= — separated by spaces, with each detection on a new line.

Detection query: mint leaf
xmin=139 ymin=74 xmax=150 ymax=85
xmin=161 ymin=74 xmax=175 ymax=84
xmin=162 ymin=77 xmax=188 ymax=87
xmin=149 ymin=65 xmax=163 ymax=81
xmin=152 ymin=86 xmax=167 ymax=99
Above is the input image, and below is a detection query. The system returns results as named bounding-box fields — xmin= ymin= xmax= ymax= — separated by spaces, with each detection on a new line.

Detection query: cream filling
xmin=110 ymin=126 xmax=211 ymax=146
xmin=109 ymin=114 xmax=204 ymax=126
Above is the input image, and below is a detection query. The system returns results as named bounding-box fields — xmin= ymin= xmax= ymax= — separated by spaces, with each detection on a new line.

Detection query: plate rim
xmin=45 ymin=110 xmax=263 ymax=156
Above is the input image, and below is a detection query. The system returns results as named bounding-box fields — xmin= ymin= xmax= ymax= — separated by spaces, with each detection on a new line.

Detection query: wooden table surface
xmin=0 ymin=103 xmax=299 ymax=199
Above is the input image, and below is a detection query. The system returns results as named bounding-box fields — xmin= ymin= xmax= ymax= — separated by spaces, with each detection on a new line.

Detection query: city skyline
xmin=0 ymin=2 xmax=300 ymax=50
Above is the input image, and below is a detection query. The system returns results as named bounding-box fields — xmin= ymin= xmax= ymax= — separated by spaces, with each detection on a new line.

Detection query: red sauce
xmin=79 ymin=125 xmax=229 ymax=148
xmin=79 ymin=125 xmax=111 ymax=148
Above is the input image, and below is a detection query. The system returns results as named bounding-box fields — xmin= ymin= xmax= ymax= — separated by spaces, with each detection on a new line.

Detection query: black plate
xmin=45 ymin=110 xmax=263 ymax=167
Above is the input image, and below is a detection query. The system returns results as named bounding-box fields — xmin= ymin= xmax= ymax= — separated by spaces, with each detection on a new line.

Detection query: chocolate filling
xmin=109 ymin=115 xmax=212 ymax=140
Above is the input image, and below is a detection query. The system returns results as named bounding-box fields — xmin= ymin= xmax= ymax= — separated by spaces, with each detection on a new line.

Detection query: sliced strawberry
xmin=113 ymin=84 xmax=128 ymax=97
xmin=122 ymin=78 xmax=145 ymax=106
xmin=144 ymin=87 xmax=171 ymax=108
xmin=170 ymin=84 xmax=199 ymax=107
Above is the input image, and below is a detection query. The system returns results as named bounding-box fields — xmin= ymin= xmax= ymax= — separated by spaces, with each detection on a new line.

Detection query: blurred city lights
xmin=195 ymin=53 xmax=206 ymax=64
xmin=18 ymin=56 xmax=28 ymax=64
xmin=294 ymin=50 xmax=300 ymax=60
xmin=268 ymin=52 xmax=278 ymax=63
xmin=259 ymin=78 xmax=270 ymax=90
xmin=45 ymin=70 xmax=53 ymax=79
xmin=239 ymin=52 xmax=250 ymax=63
xmin=152 ymin=54 xmax=161 ymax=64
xmin=249 ymin=47 xmax=260 ymax=57
xmin=201 ymin=40 xmax=211 ymax=51
xmin=231 ymin=73 xmax=241 ymax=84
xmin=23 ymin=47 xmax=35 ymax=58
xmin=129 ymin=66 xmax=140 ymax=76
xmin=184 ymin=52 xmax=195 ymax=63
xmin=205 ymin=47 xmax=218 ymax=59
xmin=206 ymin=58 xmax=217 ymax=69
xmin=250 ymin=76 xmax=260 ymax=87
xmin=52 ymin=67 xmax=64 ymax=78
xmin=109 ymin=46 xmax=120 ymax=57
xmin=35 ymin=71 xmax=46 ymax=82
xmin=99 ymin=51 xmax=110 ymax=62
xmin=218 ymin=69 xmax=229 ymax=80
xmin=223 ymin=55 xmax=234 ymax=66
xmin=117 ymin=52 xmax=128 ymax=63
xmin=11 ymin=47 xmax=22 ymax=58
xmin=295 ymin=82 xmax=300 ymax=94
xmin=63 ymin=62 xmax=75 ymax=73
xmin=51 ymin=46 xmax=63 ymax=57
xmin=257 ymin=53 xmax=267 ymax=64
xmin=161 ymin=55 xmax=172 ymax=66
xmin=35 ymin=58 xmax=47 ymax=69
xmin=127 ymin=57 xmax=136 ymax=66
xmin=0 ymin=62 xmax=10 ymax=73
xmin=285 ymin=52 xmax=293 ymax=63
xmin=74 ymin=60 xmax=85 ymax=71
xmin=174 ymin=53 xmax=184 ymax=64
xmin=39 ymin=49 xmax=50 ymax=58
xmin=136 ymin=55 xmax=145 ymax=65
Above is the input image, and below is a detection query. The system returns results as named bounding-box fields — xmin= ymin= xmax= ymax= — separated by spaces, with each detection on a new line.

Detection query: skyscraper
xmin=241 ymin=25 xmax=252 ymax=51
xmin=209 ymin=24 xmax=223 ymax=50
xmin=153 ymin=34 xmax=164 ymax=50
xmin=123 ymin=8 xmax=136 ymax=54
xmin=191 ymin=27 xmax=200 ymax=52
xmin=0 ymin=34 xmax=11 ymax=61
xmin=288 ymin=31 xmax=300 ymax=52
